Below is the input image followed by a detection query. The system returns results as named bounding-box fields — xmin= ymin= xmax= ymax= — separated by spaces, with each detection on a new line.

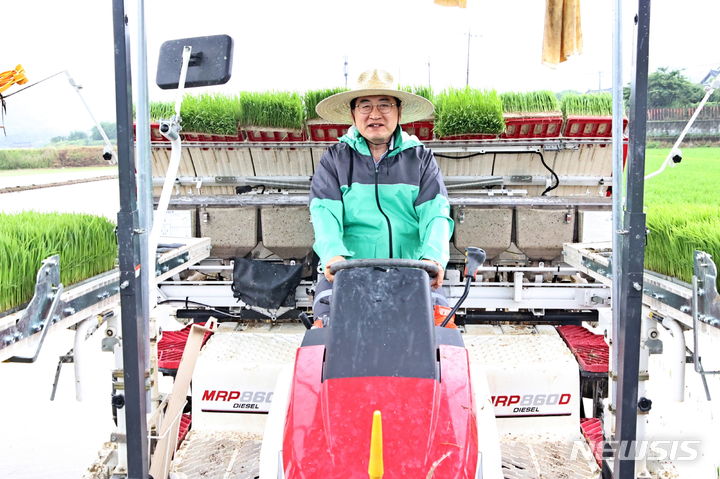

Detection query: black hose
xmin=432 ymin=150 xmax=560 ymax=195
xmin=538 ymin=151 xmax=560 ymax=196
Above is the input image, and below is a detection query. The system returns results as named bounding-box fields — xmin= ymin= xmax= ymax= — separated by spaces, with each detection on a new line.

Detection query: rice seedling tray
xmin=306 ymin=121 xmax=348 ymax=142
xmin=563 ymin=116 xmax=628 ymax=138
xmin=158 ymin=321 xmax=213 ymax=371
xmin=401 ymin=121 xmax=434 ymax=141
xmin=501 ymin=116 xmax=563 ymax=139
xmin=181 ymin=131 xmax=245 ymax=142
xmin=436 ymin=133 xmax=498 ymax=140
xmin=243 ymin=127 xmax=307 ymax=142
xmin=134 ymin=123 xmax=171 ymax=142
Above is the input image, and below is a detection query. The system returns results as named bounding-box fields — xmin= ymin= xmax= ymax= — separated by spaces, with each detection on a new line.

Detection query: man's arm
xmin=415 ymin=150 xmax=454 ymax=288
xmin=309 ymin=149 xmax=352 ymax=281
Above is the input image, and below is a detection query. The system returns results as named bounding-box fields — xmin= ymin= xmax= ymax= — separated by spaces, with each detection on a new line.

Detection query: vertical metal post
xmin=465 ymin=28 xmax=471 ymax=87
xmin=112 ymin=1 xmax=150 ymax=477
xmin=136 ymin=0 xmax=153 ymax=324
xmin=344 ymin=56 xmax=349 ymax=88
xmin=614 ymin=1 xmax=651 ymax=478
xmin=610 ymin=0 xmax=624 ymax=401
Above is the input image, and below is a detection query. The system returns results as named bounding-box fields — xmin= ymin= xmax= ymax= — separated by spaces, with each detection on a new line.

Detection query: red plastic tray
xmin=157 ymin=323 xmax=213 ymax=371
xmin=158 ymin=348 xmax=184 ymax=370
xmin=133 ymin=123 xmax=170 ymax=142
xmin=244 ymin=129 xmax=306 ymax=142
xmin=180 ymin=132 xmax=244 ymax=142
xmin=402 ymin=121 xmax=434 ymax=141
xmin=308 ymin=123 xmax=348 ymax=142
xmin=557 ymin=325 xmax=609 ymax=373
xmin=502 ymin=116 xmax=562 ymax=139
xmin=563 ymin=116 xmax=628 ymax=138
xmin=580 ymin=417 xmax=604 ymax=465
xmin=177 ymin=413 xmax=191 ymax=446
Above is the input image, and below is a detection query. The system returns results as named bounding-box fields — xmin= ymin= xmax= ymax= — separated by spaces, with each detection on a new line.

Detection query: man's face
xmin=351 ymin=95 xmax=401 ymax=144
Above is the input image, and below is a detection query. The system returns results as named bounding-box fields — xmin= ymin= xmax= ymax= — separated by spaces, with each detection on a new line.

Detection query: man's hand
xmin=323 ymin=255 xmax=346 ymax=282
xmin=422 ymin=259 xmax=444 ymax=289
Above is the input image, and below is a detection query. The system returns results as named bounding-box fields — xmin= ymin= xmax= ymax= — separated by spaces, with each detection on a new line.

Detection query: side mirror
xmin=156 ymin=34 xmax=233 ymax=89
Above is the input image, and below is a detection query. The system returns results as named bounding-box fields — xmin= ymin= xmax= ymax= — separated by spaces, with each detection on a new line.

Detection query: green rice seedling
xmin=645 ymin=204 xmax=720 ymax=288
xmin=644 ymin=147 xmax=720 ymax=288
xmin=304 ymin=88 xmax=348 ymax=121
xmin=500 ymin=91 xmax=560 ymax=114
xmin=180 ymin=93 xmax=242 ymax=135
xmin=560 ymin=92 xmax=613 ymax=117
xmin=149 ymin=101 xmax=175 ymax=121
xmin=433 ymin=87 xmax=505 ymax=137
xmin=0 ymin=212 xmax=117 ymax=312
xmin=238 ymin=91 xmax=305 ymax=130
xmin=399 ymin=85 xmax=434 ymax=103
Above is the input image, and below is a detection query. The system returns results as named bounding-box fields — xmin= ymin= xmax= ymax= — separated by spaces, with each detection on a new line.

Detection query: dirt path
xmin=0 ymin=174 xmax=118 ymax=194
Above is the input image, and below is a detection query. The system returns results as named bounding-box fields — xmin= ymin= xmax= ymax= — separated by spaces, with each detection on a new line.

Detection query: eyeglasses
xmin=353 ymin=102 xmax=397 ymax=114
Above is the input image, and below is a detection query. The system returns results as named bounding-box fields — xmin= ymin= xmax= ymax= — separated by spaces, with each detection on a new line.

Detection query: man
xmin=309 ymin=69 xmax=454 ymax=325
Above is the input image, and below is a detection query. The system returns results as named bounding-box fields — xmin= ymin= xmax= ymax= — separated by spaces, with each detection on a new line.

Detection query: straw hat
xmin=315 ymin=69 xmax=434 ymax=125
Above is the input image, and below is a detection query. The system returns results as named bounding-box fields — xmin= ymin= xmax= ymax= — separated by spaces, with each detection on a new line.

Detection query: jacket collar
xmin=339 ymin=126 xmax=421 ymax=158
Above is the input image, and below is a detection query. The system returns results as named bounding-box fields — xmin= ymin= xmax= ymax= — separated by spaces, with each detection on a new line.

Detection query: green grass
xmin=644 ymin=147 xmax=720 ymax=287
xmin=434 ymin=88 xmax=505 ymax=137
xmin=561 ymin=92 xmax=613 ymax=117
xmin=0 ymin=147 xmax=110 ymax=170
xmin=500 ymin=91 xmax=560 ymax=114
xmin=0 ymin=212 xmax=117 ymax=312
xmin=0 ymin=149 xmax=55 ymax=169
xmin=304 ymin=88 xmax=348 ymax=121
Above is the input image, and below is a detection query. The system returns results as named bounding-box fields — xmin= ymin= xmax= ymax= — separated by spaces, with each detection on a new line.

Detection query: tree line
xmin=624 ymin=67 xmax=718 ymax=109
xmin=50 ymin=121 xmax=117 ymax=144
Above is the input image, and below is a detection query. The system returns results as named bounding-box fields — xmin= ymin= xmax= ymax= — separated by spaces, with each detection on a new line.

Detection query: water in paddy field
xmin=0 ymin=178 xmax=120 ymax=220
xmin=0 ymin=326 xmax=116 ymax=479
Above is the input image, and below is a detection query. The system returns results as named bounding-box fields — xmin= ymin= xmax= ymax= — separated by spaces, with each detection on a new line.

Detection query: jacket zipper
xmin=374 ymin=162 xmax=393 ymax=258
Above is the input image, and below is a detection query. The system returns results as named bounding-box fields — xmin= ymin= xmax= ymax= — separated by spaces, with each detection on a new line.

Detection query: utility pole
xmin=466 ymin=28 xmax=471 ymax=87
xmin=427 ymin=59 xmax=431 ymax=87
xmin=344 ymin=56 xmax=349 ymax=88
xmin=599 ymin=71 xmax=603 ymax=90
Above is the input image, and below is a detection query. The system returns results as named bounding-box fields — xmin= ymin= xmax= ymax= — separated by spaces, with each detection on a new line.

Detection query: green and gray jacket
xmin=309 ymin=126 xmax=454 ymax=268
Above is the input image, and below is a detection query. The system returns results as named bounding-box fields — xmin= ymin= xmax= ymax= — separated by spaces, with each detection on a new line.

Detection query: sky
xmin=1 ymin=0 xmax=719 ymax=145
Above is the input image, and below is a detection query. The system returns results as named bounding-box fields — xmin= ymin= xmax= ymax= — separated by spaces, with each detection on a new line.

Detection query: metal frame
xmin=164 ymin=194 xmax=612 ymax=208
xmin=157 ymin=278 xmax=610 ymax=313
xmin=148 ymin=138 xmax=620 ymax=150
xmin=152 ymin=174 xmax=612 ymax=189
xmin=112 ymin=1 xmax=150 ymax=476
xmin=612 ymin=2 xmax=651 ymax=477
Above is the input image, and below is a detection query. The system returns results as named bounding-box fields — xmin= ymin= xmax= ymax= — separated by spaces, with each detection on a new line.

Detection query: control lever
xmin=464 ymin=247 xmax=487 ymax=281
xmin=440 ymin=247 xmax=486 ymax=327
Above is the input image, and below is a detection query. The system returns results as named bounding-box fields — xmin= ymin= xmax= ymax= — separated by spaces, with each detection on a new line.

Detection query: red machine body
xmin=282 ymin=343 xmax=478 ymax=478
